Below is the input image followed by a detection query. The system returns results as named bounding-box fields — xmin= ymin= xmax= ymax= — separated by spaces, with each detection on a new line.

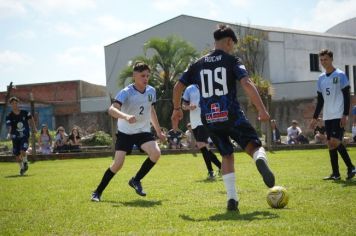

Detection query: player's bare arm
xmin=182 ymin=101 xmax=196 ymax=111
xmin=240 ymin=76 xmax=270 ymax=121
xmin=171 ymin=81 xmax=186 ymax=122
xmin=150 ymin=106 xmax=166 ymax=141
xmin=108 ymin=102 xmax=136 ymax=123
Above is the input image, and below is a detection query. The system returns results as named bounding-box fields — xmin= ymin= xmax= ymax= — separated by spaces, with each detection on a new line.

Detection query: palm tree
xmin=119 ymin=35 xmax=198 ymax=129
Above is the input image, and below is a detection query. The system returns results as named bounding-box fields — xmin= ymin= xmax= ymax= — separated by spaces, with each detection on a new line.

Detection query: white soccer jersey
xmin=317 ymin=68 xmax=349 ymax=120
xmin=182 ymin=85 xmax=203 ymax=129
xmin=115 ymin=84 xmax=156 ymax=134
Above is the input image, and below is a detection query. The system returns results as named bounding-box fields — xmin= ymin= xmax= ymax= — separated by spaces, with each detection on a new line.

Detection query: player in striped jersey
xmin=310 ymin=49 xmax=355 ymax=181
xmin=91 ymin=62 xmax=166 ymax=201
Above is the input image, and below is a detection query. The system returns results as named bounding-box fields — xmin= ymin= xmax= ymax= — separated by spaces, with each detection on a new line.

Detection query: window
xmin=309 ymin=54 xmax=320 ymax=72
xmin=345 ymin=65 xmax=350 ymax=80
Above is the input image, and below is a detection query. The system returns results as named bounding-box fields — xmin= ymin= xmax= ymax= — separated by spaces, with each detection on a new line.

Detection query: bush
xmin=81 ymin=131 xmax=112 ymax=146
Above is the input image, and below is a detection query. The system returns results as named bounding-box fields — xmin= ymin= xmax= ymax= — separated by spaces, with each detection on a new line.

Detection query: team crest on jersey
xmin=148 ymin=94 xmax=153 ymax=102
xmin=205 ymin=103 xmax=228 ymax=123
xmin=333 ymin=77 xmax=339 ymax=84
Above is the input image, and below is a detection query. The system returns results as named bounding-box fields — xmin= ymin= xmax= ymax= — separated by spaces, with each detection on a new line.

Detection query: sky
xmin=1 ymin=0 xmax=356 ymax=92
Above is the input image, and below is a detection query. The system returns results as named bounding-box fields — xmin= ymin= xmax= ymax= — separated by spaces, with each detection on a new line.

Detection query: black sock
xmin=95 ymin=168 xmax=115 ymax=194
xmin=337 ymin=144 xmax=354 ymax=170
xmin=200 ymin=147 xmax=213 ymax=172
xmin=134 ymin=158 xmax=156 ymax=181
xmin=329 ymin=149 xmax=340 ymax=176
xmin=208 ymin=150 xmax=221 ymax=169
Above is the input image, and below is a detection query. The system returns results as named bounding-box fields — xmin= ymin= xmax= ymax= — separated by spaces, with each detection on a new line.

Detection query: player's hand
xmin=188 ymin=104 xmax=197 ymax=110
xmin=125 ymin=115 xmax=137 ymax=124
xmin=309 ymin=119 xmax=317 ymax=129
xmin=157 ymin=131 xmax=166 ymax=142
xmin=258 ymin=110 xmax=270 ymax=122
xmin=171 ymin=109 xmax=183 ymax=122
xmin=340 ymin=115 xmax=348 ymax=128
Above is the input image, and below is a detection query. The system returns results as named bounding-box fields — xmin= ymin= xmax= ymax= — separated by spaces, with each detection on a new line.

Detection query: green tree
xmin=119 ymin=35 xmax=198 ymax=129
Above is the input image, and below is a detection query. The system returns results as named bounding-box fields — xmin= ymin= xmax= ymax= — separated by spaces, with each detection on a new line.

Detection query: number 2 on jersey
xmin=200 ymin=67 xmax=228 ymax=98
xmin=139 ymin=106 xmax=144 ymax=115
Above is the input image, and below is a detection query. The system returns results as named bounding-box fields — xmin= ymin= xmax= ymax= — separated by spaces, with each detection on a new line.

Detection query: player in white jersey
xmin=310 ymin=49 xmax=355 ymax=181
xmin=91 ymin=62 xmax=166 ymax=201
xmin=182 ymin=84 xmax=221 ymax=179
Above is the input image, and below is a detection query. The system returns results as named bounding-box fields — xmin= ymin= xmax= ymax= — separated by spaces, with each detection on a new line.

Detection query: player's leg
xmin=232 ymin=122 xmax=275 ymax=188
xmin=196 ymin=141 xmax=215 ymax=179
xmin=20 ymin=138 xmax=29 ymax=174
xmin=91 ymin=150 xmax=126 ymax=202
xmin=323 ymin=120 xmax=341 ymax=180
xmin=12 ymin=139 xmax=24 ymax=175
xmin=129 ymin=133 xmax=159 ymax=196
xmin=209 ymin=132 xmax=239 ymax=211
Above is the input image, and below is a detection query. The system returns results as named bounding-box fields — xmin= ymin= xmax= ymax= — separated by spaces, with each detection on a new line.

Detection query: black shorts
xmin=115 ymin=131 xmax=155 ymax=153
xmin=192 ymin=125 xmax=210 ymax=143
xmin=325 ymin=119 xmax=344 ymax=141
xmin=12 ymin=137 xmax=29 ymax=156
xmin=207 ymin=121 xmax=261 ymax=156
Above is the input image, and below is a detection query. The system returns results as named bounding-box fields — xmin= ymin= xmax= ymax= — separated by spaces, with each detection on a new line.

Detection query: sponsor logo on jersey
xmin=148 ymin=94 xmax=153 ymax=102
xmin=205 ymin=103 xmax=228 ymax=123
xmin=333 ymin=77 xmax=339 ymax=84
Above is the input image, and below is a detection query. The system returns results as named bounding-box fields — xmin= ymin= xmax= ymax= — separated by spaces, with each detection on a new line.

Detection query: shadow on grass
xmin=332 ymin=179 xmax=356 ymax=187
xmin=110 ymin=199 xmax=163 ymax=208
xmin=180 ymin=210 xmax=278 ymax=222
xmin=195 ymin=178 xmax=222 ymax=183
xmin=4 ymin=174 xmax=31 ymax=178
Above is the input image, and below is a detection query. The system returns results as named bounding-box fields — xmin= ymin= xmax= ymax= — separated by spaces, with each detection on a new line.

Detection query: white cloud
xmin=26 ymin=0 xmax=96 ymax=15
xmin=10 ymin=29 xmax=37 ymax=40
xmin=292 ymin=0 xmax=356 ymax=32
xmin=229 ymin=0 xmax=250 ymax=8
xmin=0 ymin=50 xmax=33 ymax=70
xmin=0 ymin=0 xmax=26 ymax=18
xmin=55 ymin=45 xmax=102 ymax=67
xmin=152 ymin=0 xmax=190 ymax=11
xmin=52 ymin=22 xmax=88 ymax=38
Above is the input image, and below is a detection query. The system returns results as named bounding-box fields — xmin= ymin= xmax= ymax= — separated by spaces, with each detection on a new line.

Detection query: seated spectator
xmin=38 ymin=124 xmax=52 ymax=154
xmin=68 ymin=126 xmax=82 ymax=152
xmin=167 ymin=128 xmax=183 ymax=149
xmin=314 ymin=118 xmax=327 ymax=144
xmin=184 ymin=123 xmax=196 ymax=149
xmin=270 ymin=119 xmax=281 ymax=144
xmin=287 ymin=120 xmax=308 ymax=144
xmin=53 ymin=126 xmax=69 ymax=153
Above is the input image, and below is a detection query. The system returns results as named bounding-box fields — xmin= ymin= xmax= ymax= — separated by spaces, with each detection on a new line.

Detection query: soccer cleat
xmin=91 ymin=192 xmax=101 ymax=202
xmin=323 ymin=174 xmax=341 ymax=180
xmin=207 ymin=171 xmax=216 ymax=180
xmin=256 ymin=159 xmax=275 ymax=188
xmin=128 ymin=177 xmax=146 ymax=196
xmin=346 ymin=168 xmax=356 ymax=180
xmin=227 ymin=199 xmax=239 ymax=212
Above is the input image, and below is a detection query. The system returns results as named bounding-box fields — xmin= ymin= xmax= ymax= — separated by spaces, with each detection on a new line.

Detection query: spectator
xmin=167 ymin=128 xmax=183 ymax=149
xmin=68 ymin=126 xmax=81 ymax=152
xmin=38 ymin=124 xmax=52 ymax=154
xmin=287 ymin=120 xmax=303 ymax=144
xmin=54 ymin=126 xmax=69 ymax=153
xmin=353 ymin=105 xmax=356 ymax=142
xmin=270 ymin=119 xmax=281 ymax=144
xmin=314 ymin=118 xmax=327 ymax=144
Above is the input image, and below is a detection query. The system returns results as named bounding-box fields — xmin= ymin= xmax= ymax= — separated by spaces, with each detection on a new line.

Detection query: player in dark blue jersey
xmin=6 ymin=97 xmax=37 ymax=176
xmin=172 ymin=24 xmax=275 ymax=212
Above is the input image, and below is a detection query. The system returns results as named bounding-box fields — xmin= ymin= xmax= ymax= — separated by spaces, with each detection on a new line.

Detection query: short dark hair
xmin=8 ymin=96 xmax=19 ymax=103
xmin=133 ymin=61 xmax=150 ymax=72
xmin=319 ymin=49 xmax=333 ymax=58
xmin=214 ymin=24 xmax=238 ymax=44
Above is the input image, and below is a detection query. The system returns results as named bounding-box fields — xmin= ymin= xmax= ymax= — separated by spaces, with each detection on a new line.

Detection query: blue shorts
xmin=207 ymin=121 xmax=261 ymax=156
xmin=325 ymin=119 xmax=344 ymax=141
xmin=12 ymin=137 xmax=29 ymax=156
xmin=115 ymin=131 xmax=155 ymax=153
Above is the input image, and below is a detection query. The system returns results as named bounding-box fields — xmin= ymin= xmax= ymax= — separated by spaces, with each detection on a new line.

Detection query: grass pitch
xmin=0 ymin=148 xmax=355 ymax=235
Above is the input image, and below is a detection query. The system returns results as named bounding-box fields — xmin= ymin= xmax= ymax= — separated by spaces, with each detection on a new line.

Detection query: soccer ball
xmin=267 ymin=186 xmax=289 ymax=209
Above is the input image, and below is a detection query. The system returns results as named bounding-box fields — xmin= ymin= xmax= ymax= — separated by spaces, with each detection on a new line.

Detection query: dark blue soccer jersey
xmin=6 ymin=110 xmax=32 ymax=139
xmin=179 ymin=49 xmax=248 ymax=128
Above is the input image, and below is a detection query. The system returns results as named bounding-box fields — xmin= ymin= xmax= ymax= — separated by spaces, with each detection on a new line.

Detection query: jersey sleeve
xmin=5 ymin=114 xmax=11 ymax=127
xmin=179 ymin=63 xmax=195 ymax=86
xmin=115 ymin=89 xmax=128 ymax=105
xmin=25 ymin=110 xmax=32 ymax=120
xmin=316 ymin=77 xmax=322 ymax=93
xmin=232 ymin=57 xmax=248 ymax=81
xmin=182 ymin=86 xmax=190 ymax=103
xmin=340 ymin=73 xmax=350 ymax=89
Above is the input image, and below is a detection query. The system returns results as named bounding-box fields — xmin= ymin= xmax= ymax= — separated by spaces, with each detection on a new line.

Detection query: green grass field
xmin=1 ymin=149 xmax=355 ymax=235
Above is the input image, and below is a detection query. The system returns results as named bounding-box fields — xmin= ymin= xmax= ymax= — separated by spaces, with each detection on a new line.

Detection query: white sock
xmin=253 ymin=147 xmax=267 ymax=163
xmin=23 ymin=153 xmax=28 ymax=163
xmin=222 ymin=172 xmax=238 ymax=201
